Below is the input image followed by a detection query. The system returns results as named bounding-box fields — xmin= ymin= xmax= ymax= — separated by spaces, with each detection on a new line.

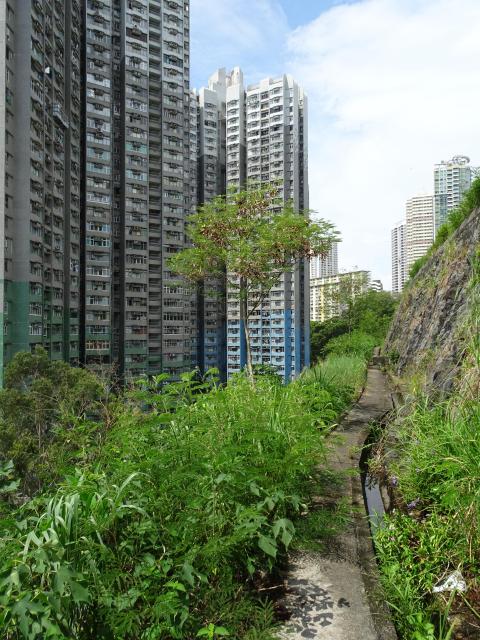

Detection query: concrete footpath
xmin=277 ymin=364 xmax=398 ymax=640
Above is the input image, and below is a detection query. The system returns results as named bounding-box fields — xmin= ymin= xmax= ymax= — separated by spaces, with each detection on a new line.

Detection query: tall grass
xmin=0 ymin=356 xmax=365 ymax=639
xmin=302 ymin=354 xmax=366 ymax=397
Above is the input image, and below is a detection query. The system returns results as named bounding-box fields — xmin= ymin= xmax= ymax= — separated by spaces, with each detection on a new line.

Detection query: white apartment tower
xmin=310 ymin=242 xmax=338 ymax=279
xmin=225 ymin=67 xmax=246 ymax=191
xmin=191 ymin=69 xmax=233 ymax=379
xmin=391 ymin=221 xmax=407 ymax=294
xmin=223 ymin=72 xmax=310 ymax=381
xmin=434 ymin=155 xmax=478 ymax=234
xmin=405 ymin=195 xmax=434 ymax=271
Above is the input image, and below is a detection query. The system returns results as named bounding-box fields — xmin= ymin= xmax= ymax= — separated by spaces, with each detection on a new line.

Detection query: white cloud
xmin=287 ymin=0 xmax=480 ymax=288
xmin=190 ymin=0 xmax=289 ymax=86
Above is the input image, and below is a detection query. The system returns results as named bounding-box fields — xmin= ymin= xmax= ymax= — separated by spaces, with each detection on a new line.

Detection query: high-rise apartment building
xmin=310 ymin=270 xmax=370 ymax=322
xmin=191 ymin=68 xmax=232 ymax=379
xmin=191 ymin=68 xmax=309 ymax=381
xmin=310 ymin=242 xmax=338 ymax=279
xmin=223 ymin=73 xmax=310 ymax=381
xmin=434 ymin=155 xmax=478 ymax=234
xmin=225 ymin=67 xmax=246 ymax=192
xmin=391 ymin=221 xmax=407 ymax=294
xmin=0 ymin=0 xmax=82 ymax=383
xmin=0 ymin=0 xmax=193 ymax=382
xmin=405 ymin=195 xmax=434 ymax=272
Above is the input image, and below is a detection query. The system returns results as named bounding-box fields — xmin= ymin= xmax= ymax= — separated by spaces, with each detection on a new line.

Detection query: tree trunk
xmin=239 ymin=277 xmax=254 ymax=380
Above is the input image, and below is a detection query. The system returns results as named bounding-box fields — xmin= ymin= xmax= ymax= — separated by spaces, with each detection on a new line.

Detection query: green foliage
xmin=409 ymin=254 xmax=429 ymax=279
xmin=0 ymin=348 xmax=110 ymax=495
xmin=310 ymin=290 xmax=397 ymax=364
xmin=0 ymin=355 xmax=364 ymax=639
xmin=301 ymin=355 xmax=366 ymax=405
xmin=408 ymin=176 xmax=480 ymax=280
xmin=375 ymin=399 xmax=480 ymax=639
xmin=324 ymin=331 xmax=378 ymax=361
xmin=169 ymin=184 xmax=338 ymax=290
xmin=310 ymin=317 xmax=349 ymax=362
xmin=170 ymin=183 xmax=339 ymax=376
xmin=346 ymin=290 xmax=398 ymax=339
xmin=376 ymin=250 xmax=480 ymax=639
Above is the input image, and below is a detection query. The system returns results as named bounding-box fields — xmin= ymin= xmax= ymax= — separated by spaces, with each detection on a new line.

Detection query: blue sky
xmin=190 ymin=0 xmax=480 ymax=288
xmin=277 ymin=0 xmax=358 ymax=27
xmin=190 ymin=1 xmax=356 ymax=87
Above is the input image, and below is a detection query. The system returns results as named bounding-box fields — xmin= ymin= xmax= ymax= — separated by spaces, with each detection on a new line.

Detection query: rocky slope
xmin=384 ymin=207 xmax=479 ymax=394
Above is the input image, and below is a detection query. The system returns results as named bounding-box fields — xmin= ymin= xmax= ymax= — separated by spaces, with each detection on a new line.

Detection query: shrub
xmin=0 ymin=348 xmax=110 ymax=495
xmin=408 ymin=254 xmax=428 ymax=279
xmin=324 ymin=331 xmax=377 ymax=361
xmin=310 ymin=317 xmax=350 ymax=363
xmin=311 ymin=291 xmax=397 ymax=363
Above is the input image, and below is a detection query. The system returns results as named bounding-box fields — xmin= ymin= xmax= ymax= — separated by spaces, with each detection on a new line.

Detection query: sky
xmin=190 ymin=0 xmax=480 ymax=289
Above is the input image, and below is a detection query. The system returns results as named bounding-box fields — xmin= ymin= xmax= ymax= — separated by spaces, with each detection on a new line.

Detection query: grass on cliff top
xmin=0 ymin=354 xmax=365 ymax=640
xmin=375 ymin=258 xmax=480 ymax=640
xmin=408 ymin=176 xmax=480 ymax=280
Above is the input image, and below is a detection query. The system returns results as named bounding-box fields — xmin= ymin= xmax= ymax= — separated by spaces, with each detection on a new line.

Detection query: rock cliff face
xmin=384 ymin=208 xmax=479 ymax=394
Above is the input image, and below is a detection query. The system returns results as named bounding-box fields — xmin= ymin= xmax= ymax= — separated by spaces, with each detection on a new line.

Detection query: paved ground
xmin=277 ymin=365 xmax=398 ymax=640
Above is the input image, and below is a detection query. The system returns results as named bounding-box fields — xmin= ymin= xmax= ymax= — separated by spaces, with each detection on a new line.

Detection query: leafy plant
xmin=0 ymin=347 xmax=111 ymax=495
xmin=324 ymin=330 xmax=377 ymax=361
xmin=311 ymin=290 xmax=397 ymax=363
xmin=197 ymin=623 xmax=230 ymax=638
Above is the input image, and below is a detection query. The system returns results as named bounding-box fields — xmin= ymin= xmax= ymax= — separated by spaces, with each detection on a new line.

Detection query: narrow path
xmin=277 ymin=363 xmax=398 ymax=640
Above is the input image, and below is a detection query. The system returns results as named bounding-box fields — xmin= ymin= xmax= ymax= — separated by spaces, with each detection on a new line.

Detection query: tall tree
xmin=170 ymin=184 xmax=339 ymax=378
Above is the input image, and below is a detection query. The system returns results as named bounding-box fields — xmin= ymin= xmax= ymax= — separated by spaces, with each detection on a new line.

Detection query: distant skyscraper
xmin=191 ymin=69 xmax=234 ymax=380
xmin=310 ymin=242 xmax=338 ymax=279
xmin=406 ymin=195 xmax=434 ymax=272
xmin=191 ymin=68 xmax=309 ymax=381
xmin=434 ymin=155 xmax=478 ymax=234
xmin=391 ymin=221 xmax=407 ymax=294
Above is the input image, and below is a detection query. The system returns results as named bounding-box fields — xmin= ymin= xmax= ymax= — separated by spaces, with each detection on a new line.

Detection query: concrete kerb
xmin=276 ymin=360 xmax=398 ymax=639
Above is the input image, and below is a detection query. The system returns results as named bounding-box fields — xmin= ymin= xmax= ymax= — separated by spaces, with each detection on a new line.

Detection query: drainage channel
xmin=360 ymin=388 xmax=405 ymax=536
xmin=360 ymin=427 xmax=387 ymax=535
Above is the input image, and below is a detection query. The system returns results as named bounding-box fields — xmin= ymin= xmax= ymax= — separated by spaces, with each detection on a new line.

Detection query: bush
xmin=324 ymin=331 xmax=377 ymax=361
xmin=408 ymin=254 xmax=428 ymax=279
xmin=311 ymin=291 xmax=397 ymax=363
xmin=310 ymin=317 xmax=350 ymax=362
xmin=0 ymin=348 xmax=110 ymax=496
xmin=348 ymin=290 xmax=398 ymax=340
